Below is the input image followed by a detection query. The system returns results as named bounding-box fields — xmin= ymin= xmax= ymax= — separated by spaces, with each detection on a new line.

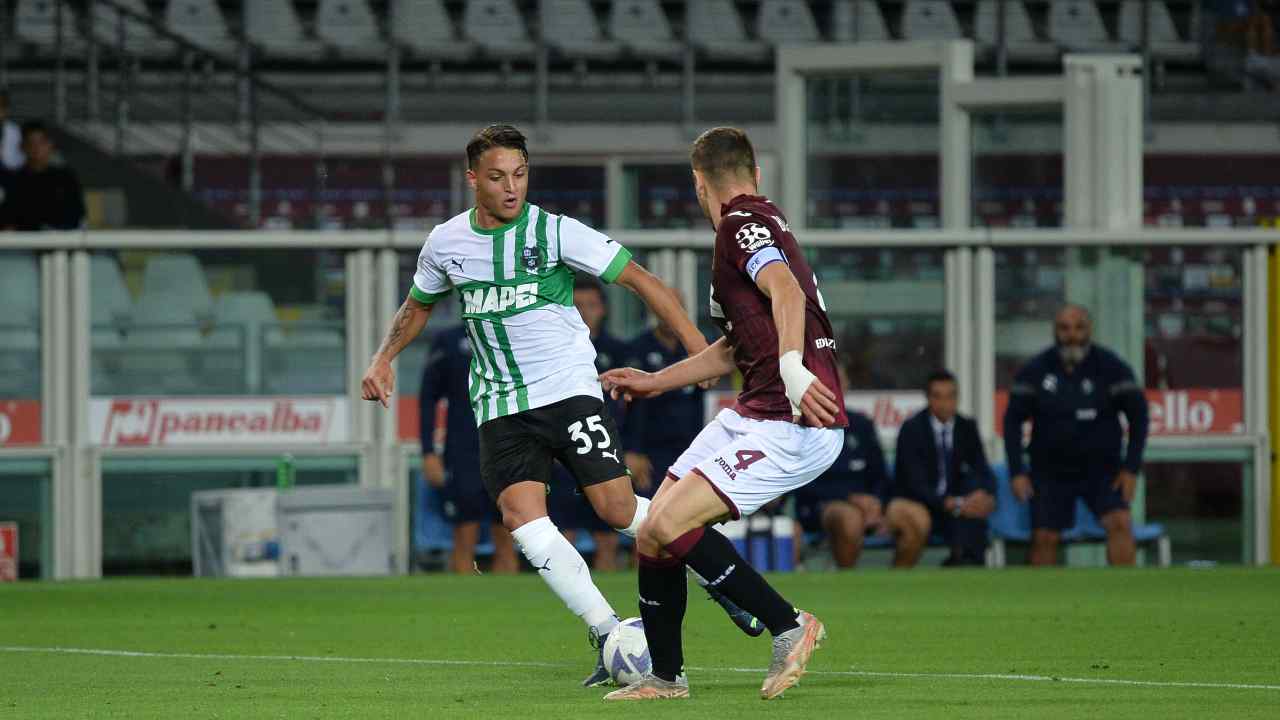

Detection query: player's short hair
xmin=573 ymin=275 xmax=606 ymax=303
xmin=925 ymin=369 xmax=957 ymax=394
xmin=466 ymin=124 xmax=528 ymax=170
xmin=690 ymin=126 xmax=756 ymax=185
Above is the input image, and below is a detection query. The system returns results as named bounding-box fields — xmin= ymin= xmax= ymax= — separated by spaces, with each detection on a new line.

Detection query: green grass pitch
xmin=2 ymin=568 xmax=1278 ymax=718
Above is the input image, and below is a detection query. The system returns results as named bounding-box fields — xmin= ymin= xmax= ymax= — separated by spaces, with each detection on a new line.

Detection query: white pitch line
xmin=3 ymin=646 xmax=1278 ymax=693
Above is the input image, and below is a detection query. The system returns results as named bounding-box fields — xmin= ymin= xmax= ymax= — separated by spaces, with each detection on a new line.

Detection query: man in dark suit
xmin=886 ymin=370 xmax=996 ymax=567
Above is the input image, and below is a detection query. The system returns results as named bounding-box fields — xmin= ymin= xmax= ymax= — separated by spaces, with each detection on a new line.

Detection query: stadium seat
xmin=165 ymin=0 xmax=238 ymax=59
xmin=208 ymin=291 xmax=278 ymax=394
xmin=13 ymin=0 xmax=84 ymax=53
xmin=0 ymin=253 xmax=40 ymax=325
xmin=263 ymin=326 xmax=345 ymax=394
xmin=89 ymin=254 xmax=134 ymax=329
xmin=901 ymin=0 xmax=962 ymax=41
xmin=607 ymin=0 xmax=684 ymax=62
xmin=245 ymin=1 xmax=326 ymax=61
xmin=140 ymin=253 xmax=213 ymax=320
xmin=756 ymin=0 xmax=822 ymax=46
xmin=975 ymin=1 xmax=1058 ymax=62
xmin=91 ymin=0 xmax=176 ymax=58
xmin=687 ymin=0 xmax=769 ymax=62
xmin=832 ymin=0 xmax=891 ymax=43
xmin=463 ymin=0 xmax=537 ymax=60
xmin=316 ymin=0 xmax=387 ymax=61
xmin=117 ymin=292 xmax=204 ymax=394
xmin=1048 ymin=1 xmax=1127 ymax=52
xmin=388 ymin=0 xmax=475 ymax=62
xmin=1117 ymin=1 xmax=1199 ymax=62
xmin=988 ymin=465 xmax=1174 ymax=568
xmin=540 ymin=0 xmax=621 ymax=61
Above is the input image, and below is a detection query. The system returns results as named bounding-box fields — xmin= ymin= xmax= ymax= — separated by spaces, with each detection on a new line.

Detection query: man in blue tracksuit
xmin=420 ymin=324 xmax=518 ymax=574
xmin=1003 ymin=304 xmax=1149 ymax=566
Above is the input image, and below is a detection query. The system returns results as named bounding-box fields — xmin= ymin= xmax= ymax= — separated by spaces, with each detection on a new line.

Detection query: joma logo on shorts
xmin=714 ymin=456 xmax=738 ymax=481
xmin=462 ymin=283 xmax=539 ymax=314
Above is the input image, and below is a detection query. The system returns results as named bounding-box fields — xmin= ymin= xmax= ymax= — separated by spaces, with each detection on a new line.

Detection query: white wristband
xmin=778 ymin=350 xmax=816 ymax=418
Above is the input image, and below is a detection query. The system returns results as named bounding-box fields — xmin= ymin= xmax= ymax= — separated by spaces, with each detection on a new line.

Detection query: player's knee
xmin=824 ymin=503 xmax=862 ymax=542
xmin=1032 ymin=529 xmax=1060 ymax=550
xmin=594 ymin=494 xmax=636 ymax=530
xmin=640 ymin=511 xmax=682 ymax=547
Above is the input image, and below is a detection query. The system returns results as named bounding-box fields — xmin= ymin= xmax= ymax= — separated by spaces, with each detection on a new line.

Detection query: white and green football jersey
xmin=411 ymin=202 xmax=632 ymax=426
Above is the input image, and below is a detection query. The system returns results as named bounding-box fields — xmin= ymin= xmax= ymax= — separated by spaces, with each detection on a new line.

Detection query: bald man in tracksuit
xmin=1003 ymin=305 xmax=1149 ymax=566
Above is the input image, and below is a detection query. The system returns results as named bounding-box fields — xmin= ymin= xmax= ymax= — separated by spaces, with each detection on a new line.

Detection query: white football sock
xmin=619 ymin=495 xmax=650 ymax=538
xmin=511 ymin=516 xmax=617 ymax=631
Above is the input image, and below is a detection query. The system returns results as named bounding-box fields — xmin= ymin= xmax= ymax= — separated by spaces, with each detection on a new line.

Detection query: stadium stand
xmin=832 ymin=0 xmax=893 ymax=42
xmin=1048 ymin=0 xmax=1129 ymax=53
xmin=974 ymin=1 xmax=1058 ymax=62
xmin=13 ymin=0 xmax=83 ymax=54
xmin=90 ymin=0 xmax=176 ymax=59
xmin=1118 ymin=0 xmax=1200 ymax=62
xmin=141 ymin=253 xmax=214 ymax=321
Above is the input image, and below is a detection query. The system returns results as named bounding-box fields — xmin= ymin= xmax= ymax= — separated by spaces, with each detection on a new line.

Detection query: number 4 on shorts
xmin=733 ymin=450 xmax=766 ymax=471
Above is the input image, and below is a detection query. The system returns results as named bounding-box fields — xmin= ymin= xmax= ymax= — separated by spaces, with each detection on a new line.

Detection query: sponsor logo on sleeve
xmin=735 ymin=223 xmax=774 ymax=252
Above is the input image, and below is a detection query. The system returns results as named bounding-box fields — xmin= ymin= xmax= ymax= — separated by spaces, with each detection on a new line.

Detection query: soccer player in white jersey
xmin=360 ymin=124 xmax=755 ymax=686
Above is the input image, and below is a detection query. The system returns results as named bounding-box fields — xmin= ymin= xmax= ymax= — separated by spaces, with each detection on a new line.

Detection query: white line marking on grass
xmin=4 ymin=646 xmax=1278 ymax=693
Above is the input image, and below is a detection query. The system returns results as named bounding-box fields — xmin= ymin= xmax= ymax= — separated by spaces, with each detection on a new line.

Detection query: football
xmin=602 ymin=617 xmax=651 ymax=686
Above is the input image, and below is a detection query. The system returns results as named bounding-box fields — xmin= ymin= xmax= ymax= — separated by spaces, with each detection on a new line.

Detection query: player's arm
xmin=754 ymin=262 xmax=840 ymax=426
xmin=361 ymin=294 xmax=437 ymax=408
xmin=418 ymin=343 xmax=447 ymax=488
xmin=1004 ymin=369 xmax=1037 ymax=501
xmin=614 ymin=262 xmax=708 ymax=357
xmin=601 ymin=337 xmax=736 ymax=401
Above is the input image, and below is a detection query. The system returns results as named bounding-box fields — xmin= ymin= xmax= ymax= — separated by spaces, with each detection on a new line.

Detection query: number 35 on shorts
xmin=568 ymin=414 xmax=612 ymax=455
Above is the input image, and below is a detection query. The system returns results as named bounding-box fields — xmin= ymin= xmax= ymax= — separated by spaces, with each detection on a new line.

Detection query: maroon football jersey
xmin=710 ymin=194 xmax=849 ymax=428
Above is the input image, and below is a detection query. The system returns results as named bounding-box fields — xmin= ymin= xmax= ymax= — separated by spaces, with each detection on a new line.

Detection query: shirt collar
xmin=929 ymin=414 xmax=954 ymax=435
xmin=720 ymin=194 xmax=769 ymax=216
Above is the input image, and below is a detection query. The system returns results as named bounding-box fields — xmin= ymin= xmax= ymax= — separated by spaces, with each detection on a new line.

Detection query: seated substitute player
xmin=792 ymin=373 xmax=888 ymax=569
xmin=886 ymin=370 xmax=996 ymax=568
xmin=600 ymin=127 xmax=846 ymax=701
xmin=418 ymin=323 xmax=518 ymax=574
xmin=1003 ymin=304 xmax=1149 ymax=566
xmin=361 ymin=124 xmax=738 ymax=687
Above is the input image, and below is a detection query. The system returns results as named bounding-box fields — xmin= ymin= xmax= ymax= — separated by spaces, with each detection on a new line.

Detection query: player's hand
xmin=1011 ymin=474 xmax=1034 ymax=502
xmin=599 ymin=367 xmax=664 ymax=401
xmin=626 ymin=452 xmax=653 ymax=491
xmin=422 ymin=454 xmax=445 ymax=488
xmin=1112 ymin=470 xmax=1138 ymax=504
xmin=361 ymin=358 xmax=395 ymax=408
xmin=962 ymin=489 xmax=995 ymax=518
xmin=797 ymin=377 xmax=840 ymax=427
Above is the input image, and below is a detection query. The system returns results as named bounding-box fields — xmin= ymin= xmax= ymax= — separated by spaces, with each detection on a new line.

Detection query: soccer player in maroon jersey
xmin=600 ymin=127 xmax=848 ymax=701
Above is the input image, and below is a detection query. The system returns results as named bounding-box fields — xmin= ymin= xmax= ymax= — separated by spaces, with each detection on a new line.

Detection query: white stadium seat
xmin=120 ymin=292 xmax=203 ymax=394
xmin=207 ymin=291 xmax=278 ymax=393
xmin=463 ymin=0 xmax=538 ymax=60
xmin=975 ymin=1 xmax=1058 ymax=62
xmin=608 ymin=0 xmax=684 ymax=62
xmin=316 ymin=0 xmax=386 ymax=60
xmin=902 ymin=0 xmax=962 ymax=41
xmin=541 ymin=0 xmax=622 ymax=61
xmin=141 ymin=253 xmax=213 ymax=320
xmin=389 ymin=0 xmax=475 ymax=62
xmin=14 ymin=0 xmax=84 ymax=53
xmin=165 ymin=0 xmax=238 ymax=58
xmin=757 ymin=0 xmax=822 ymax=46
xmin=687 ymin=0 xmax=769 ymax=62
xmin=1048 ymin=0 xmax=1127 ymax=52
xmin=1118 ymin=1 xmax=1199 ymax=62
xmin=245 ymin=1 xmax=326 ymax=60
xmin=91 ymin=0 xmax=176 ymax=58
xmin=90 ymin=254 xmax=134 ymax=329
xmin=832 ymin=0 xmax=891 ymax=43
xmin=0 ymin=253 xmax=40 ymax=325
